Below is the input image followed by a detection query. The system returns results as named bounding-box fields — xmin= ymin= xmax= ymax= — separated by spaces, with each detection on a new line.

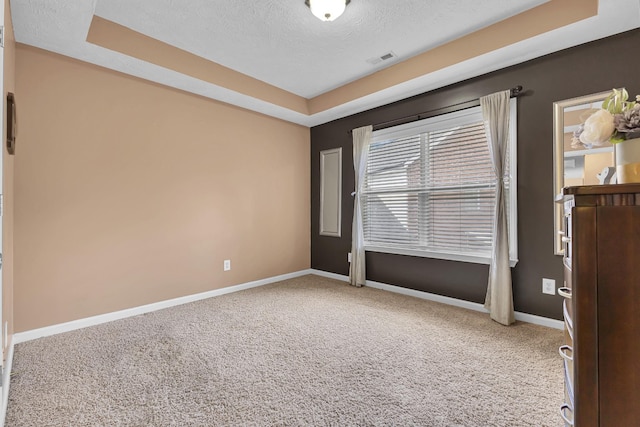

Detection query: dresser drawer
xmin=563 ymin=264 xmax=572 ymax=291
xmin=563 ymin=299 xmax=574 ymax=342
xmin=562 ymin=198 xmax=574 ymax=267
xmin=561 ymin=299 xmax=574 ymax=414
xmin=559 ymin=275 xmax=573 ymax=345
xmin=560 ymin=344 xmax=574 ymax=414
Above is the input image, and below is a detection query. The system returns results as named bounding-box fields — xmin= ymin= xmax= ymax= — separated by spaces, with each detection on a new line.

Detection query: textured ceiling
xmin=10 ymin=0 xmax=640 ymax=126
xmin=93 ymin=0 xmax=547 ymax=98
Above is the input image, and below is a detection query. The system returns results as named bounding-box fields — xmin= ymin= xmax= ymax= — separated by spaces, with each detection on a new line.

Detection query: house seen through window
xmin=362 ymin=102 xmax=518 ymax=266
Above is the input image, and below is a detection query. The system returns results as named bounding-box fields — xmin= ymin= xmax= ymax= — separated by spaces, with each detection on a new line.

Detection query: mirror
xmin=319 ymin=147 xmax=342 ymax=237
xmin=553 ymin=90 xmax=618 ymax=255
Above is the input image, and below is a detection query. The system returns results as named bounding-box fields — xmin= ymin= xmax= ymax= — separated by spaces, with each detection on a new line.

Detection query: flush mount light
xmin=305 ymin=0 xmax=351 ymax=22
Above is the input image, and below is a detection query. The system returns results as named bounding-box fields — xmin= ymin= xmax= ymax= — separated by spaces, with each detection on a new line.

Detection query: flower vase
xmin=616 ymin=138 xmax=640 ymax=183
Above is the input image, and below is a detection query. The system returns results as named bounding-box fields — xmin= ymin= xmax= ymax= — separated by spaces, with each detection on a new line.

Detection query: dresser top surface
xmin=563 ymin=183 xmax=640 ymax=196
xmin=559 ymin=184 xmax=640 ymax=207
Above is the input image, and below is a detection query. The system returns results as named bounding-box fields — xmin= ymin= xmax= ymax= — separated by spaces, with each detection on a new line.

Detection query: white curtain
xmin=350 ymin=125 xmax=373 ymax=287
xmin=480 ymin=90 xmax=515 ymax=326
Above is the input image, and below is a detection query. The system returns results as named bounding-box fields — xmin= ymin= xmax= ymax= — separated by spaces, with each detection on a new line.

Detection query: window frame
xmin=363 ymin=101 xmax=518 ymax=267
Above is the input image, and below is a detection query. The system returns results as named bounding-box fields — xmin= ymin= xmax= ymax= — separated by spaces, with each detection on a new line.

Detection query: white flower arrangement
xmin=572 ymin=88 xmax=640 ymax=149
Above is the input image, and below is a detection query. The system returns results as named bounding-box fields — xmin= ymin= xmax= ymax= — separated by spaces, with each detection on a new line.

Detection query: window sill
xmin=365 ymin=245 xmax=518 ymax=268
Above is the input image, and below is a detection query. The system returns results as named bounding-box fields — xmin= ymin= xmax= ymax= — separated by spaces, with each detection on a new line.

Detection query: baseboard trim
xmin=309 ymin=269 xmax=349 ymax=282
xmin=310 ymin=269 xmax=563 ymax=330
xmin=512 ymin=310 xmax=564 ymax=330
xmin=0 ymin=340 xmax=15 ymax=427
xmin=13 ymin=267 xmax=562 ymax=345
xmin=14 ymin=269 xmax=314 ymax=344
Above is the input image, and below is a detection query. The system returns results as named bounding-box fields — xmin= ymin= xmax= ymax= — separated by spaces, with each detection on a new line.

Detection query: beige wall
xmin=14 ymin=45 xmax=310 ymax=332
xmin=3 ymin=0 xmax=15 ymax=356
xmin=87 ymin=16 xmax=309 ymax=115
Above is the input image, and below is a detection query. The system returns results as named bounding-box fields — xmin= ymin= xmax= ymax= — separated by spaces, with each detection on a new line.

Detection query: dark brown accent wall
xmin=311 ymin=28 xmax=640 ymax=321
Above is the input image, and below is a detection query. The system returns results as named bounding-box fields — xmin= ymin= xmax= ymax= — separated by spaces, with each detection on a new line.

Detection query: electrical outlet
xmin=348 ymin=252 xmax=352 ymax=263
xmin=223 ymin=260 xmax=231 ymax=271
xmin=542 ymin=278 xmax=556 ymax=295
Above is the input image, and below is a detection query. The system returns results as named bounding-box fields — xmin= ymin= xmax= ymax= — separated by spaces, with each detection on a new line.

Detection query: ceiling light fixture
xmin=305 ymin=0 xmax=350 ymax=22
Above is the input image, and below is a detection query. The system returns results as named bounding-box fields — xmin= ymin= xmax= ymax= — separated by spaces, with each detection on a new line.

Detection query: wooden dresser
xmin=558 ymin=184 xmax=640 ymax=426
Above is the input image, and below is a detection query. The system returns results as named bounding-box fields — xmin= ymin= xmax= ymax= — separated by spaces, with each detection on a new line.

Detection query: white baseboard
xmin=12 ymin=267 xmax=562 ymax=345
xmin=0 ymin=340 xmax=15 ymax=427
xmin=309 ymin=269 xmax=349 ymax=282
xmin=310 ymin=269 xmax=564 ymax=330
xmin=14 ymin=269 xmax=314 ymax=344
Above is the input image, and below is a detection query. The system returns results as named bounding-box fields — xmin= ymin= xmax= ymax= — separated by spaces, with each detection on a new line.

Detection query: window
xmin=362 ymin=102 xmax=518 ymax=266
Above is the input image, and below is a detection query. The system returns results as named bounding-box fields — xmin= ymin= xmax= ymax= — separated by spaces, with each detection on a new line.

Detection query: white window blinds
xmin=362 ymin=104 xmax=517 ymax=265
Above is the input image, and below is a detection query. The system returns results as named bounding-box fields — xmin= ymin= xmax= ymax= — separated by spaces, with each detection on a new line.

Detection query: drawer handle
xmin=560 ymin=404 xmax=574 ymax=426
xmin=561 ymin=236 xmax=571 ymax=243
xmin=558 ymin=287 xmax=572 ymax=299
xmin=559 ymin=345 xmax=573 ymax=362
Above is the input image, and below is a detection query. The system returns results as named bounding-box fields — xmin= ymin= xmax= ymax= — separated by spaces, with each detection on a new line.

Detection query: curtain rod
xmin=349 ymin=86 xmax=524 ymax=134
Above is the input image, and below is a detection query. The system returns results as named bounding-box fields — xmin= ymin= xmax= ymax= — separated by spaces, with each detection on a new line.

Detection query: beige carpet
xmin=6 ymin=275 xmax=563 ymax=426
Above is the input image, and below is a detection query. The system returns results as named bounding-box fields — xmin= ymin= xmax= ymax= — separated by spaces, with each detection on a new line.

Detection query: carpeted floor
xmin=6 ymin=275 xmax=563 ymax=426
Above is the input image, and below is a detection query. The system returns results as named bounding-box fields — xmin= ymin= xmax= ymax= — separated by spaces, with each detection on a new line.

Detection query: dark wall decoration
xmin=310 ymin=28 xmax=640 ymax=320
xmin=7 ymin=92 xmax=16 ymax=155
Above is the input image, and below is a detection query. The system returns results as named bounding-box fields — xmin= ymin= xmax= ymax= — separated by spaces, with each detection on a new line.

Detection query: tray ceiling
xmin=10 ymin=0 xmax=640 ymax=126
